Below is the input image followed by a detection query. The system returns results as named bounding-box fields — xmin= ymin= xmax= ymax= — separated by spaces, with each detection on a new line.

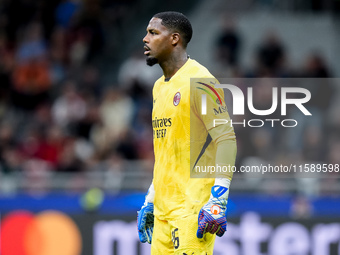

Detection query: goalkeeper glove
xmin=137 ymin=183 xmax=155 ymax=243
xmin=197 ymin=180 xmax=230 ymax=238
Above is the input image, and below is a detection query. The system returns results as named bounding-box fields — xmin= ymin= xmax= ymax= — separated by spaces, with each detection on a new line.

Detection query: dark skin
xmin=143 ymin=17 xmax=188 ymax=80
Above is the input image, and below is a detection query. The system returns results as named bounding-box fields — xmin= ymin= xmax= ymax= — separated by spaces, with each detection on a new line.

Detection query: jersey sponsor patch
xmin=152 ymin=117 xmax=172 ymax=139
xmin=173 ymin=92 xmax=181 ymax=106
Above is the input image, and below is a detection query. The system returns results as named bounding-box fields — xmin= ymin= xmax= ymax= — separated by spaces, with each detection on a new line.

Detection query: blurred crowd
xmin=213 ymin=18 xmax=340 ymax=194
xmin=0 ymin=1 xmax=339 ymax=195
xmin=0 ymin=0 xmax=154 ymax=179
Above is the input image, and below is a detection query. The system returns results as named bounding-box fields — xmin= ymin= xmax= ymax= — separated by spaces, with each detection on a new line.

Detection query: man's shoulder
xmin=186 ymin=59 xmax=215 ymax=79
xmin=187 ymin=59 xmax=219 ymax=86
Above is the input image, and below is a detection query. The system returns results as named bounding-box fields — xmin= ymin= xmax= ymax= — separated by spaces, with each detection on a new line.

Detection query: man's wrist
xmin=210 ymin=178 xmax=230 ymax=200
xmin=214 ymin=178 xmax=231 ymax=188
xmin=145 ymin=183 xmax=155 ymax=203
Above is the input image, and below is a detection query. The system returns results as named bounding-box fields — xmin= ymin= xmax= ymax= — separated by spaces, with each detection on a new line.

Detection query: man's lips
xmin=144 ymin=46 xmax=150 ymax=55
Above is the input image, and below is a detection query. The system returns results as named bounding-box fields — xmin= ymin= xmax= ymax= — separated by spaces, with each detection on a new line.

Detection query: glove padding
xmin=197 ymin=186 xmax=228 ymax=238
xmin=137 ymin=202 xmax=154 ymax=243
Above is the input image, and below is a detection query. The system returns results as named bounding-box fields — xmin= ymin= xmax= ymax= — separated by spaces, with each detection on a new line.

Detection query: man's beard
xmin=146 ymin=57 xmax=158 ymax=66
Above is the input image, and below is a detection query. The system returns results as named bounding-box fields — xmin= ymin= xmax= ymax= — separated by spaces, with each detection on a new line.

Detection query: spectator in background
xmin=68 ymin=28 xmax=90 ymax=67
xmin=16 ymin=22 xmax=47 ymax=63
xmin=0 ymin=122 xmax=19 ymax=173
xmin=118 ymin=50 xmax=156 ymax=145
xmin=18 ymin=126 xmax=44 ymax=165
xmin=73 ymin=95 xmax=100 ymax=141
xmin=79 ymin=64 xmax=102 ymax=98
xmin=215 ymin=17 xmax=241 ymax=68
xmin=0 ymin=145 xmax=22 ymax=174
xmin=299 ymin=52 xmax=334 ymax=116
xmin=99 ymin=88 xmax=133 ymax=141
xmin=33 ymin=103 xmax=54 ymax=131
xmin=118 ymin=49 xmax=162 ymax=97
xmin=12 ymin=57 xmax=51 ymax=110
xmin=68 ymin=0 xmax=104 ymax=63
xmin=35 ymin=125 xmax=65 ymax=168
xmin=302 ymin=52 xmax=331 ymax=78
xmin=254 ymin=30 xmax=286 ymax=76
xmin=300 ymin=54 xmax=334 ymax=142
xmin=52 ymin=80 xmax=87 ymax=128
xmin=11 ymin=23 xmax=51 ymax=110
xmin=0 ymin=34 xmax=14 ymax=114
xmin=58 ymin=136 xmax=84 ymax=172
xmin=49 ymin=27 xmax=68 ymax=85
xmin=133 ymin=106 xmax=153 ymax=160
xmin=90 ymin=88 xmax=133 ymax=157
xmin=115 ymin=129 xmax=138 ymax=160
xmin=286 ymin=52 xmax=334 ymax=158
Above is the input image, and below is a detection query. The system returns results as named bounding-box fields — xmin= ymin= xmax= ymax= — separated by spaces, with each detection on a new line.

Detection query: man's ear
xmin=171 ymin=33 xmax=180 ymax=46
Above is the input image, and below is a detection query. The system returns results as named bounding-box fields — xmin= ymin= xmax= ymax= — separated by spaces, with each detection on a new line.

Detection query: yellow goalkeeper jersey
xmin=152 ymin=58 xmax=235 ymax=220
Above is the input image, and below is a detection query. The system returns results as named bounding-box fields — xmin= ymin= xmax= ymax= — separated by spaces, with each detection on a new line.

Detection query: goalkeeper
xmin=137 ymin=11 xmax=237 ymax=254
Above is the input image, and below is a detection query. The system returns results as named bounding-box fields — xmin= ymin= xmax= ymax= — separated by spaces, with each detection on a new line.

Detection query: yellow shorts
xmin=151 ymin=214 xmax=216 ymax=255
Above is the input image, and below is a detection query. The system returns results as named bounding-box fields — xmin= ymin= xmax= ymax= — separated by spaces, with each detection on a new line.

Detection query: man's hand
xmin=197 ymin=185 xmax=228 ymax=238
xmin=137 ymin=202 xmax=154 ymax=243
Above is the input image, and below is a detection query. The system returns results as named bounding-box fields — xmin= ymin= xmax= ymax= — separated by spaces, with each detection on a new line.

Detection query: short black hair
xmin=153 ymin=11 xmax=193 ymax=48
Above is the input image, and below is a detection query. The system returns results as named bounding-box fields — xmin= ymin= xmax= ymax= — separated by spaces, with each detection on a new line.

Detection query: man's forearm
xmin=215 ymin=139 xmax=237 ymax=180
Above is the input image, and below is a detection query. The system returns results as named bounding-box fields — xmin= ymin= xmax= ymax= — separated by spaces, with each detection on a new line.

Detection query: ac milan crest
xmin=173 ymin=92 xmax=181 ymax=106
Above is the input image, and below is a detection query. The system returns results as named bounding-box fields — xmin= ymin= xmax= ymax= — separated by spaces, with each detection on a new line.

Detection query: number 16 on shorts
xmin=172 ymin=228 xmax=179 ymax=249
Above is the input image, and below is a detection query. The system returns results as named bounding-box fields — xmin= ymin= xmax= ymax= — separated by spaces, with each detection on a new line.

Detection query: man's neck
xmin=160 ymin=52 xmax=188 ymax=80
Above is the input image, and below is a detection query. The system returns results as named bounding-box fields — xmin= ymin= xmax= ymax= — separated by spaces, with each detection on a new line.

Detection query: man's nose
xmin=143 ymin=34 xmax=148 ymax=43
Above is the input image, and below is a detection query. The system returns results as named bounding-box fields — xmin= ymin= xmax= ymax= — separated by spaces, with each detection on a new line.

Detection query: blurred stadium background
xmin=0 ymin=0 xmax=340 ymax=254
